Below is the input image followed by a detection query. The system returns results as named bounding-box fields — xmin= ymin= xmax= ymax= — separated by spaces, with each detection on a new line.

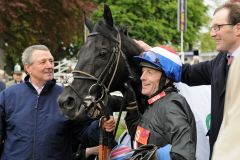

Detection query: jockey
xmin=124 ymin=46 xmax=197 ymax=160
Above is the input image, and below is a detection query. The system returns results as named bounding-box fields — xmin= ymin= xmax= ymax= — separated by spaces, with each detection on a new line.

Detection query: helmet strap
xmin=149 ymin=73 xmax=167 ymax=98
xmin=158 ymin=74 xmax=167 ymax=92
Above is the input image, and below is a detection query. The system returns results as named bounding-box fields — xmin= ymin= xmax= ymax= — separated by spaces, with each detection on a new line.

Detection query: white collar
xmin=29 ymin=78 xmax=45 ymax=95
xmin=231 ymin=46 xmax=240 ymax=57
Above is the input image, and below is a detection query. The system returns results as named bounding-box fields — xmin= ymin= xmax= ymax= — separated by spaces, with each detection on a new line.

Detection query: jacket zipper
xmin=33 ymin=95 xmax=39 ymax=160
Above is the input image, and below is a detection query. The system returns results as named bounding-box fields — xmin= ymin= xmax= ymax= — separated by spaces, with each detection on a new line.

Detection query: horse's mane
xmin=93 ymin=17 xmax=146 ymax=112
xmin=118 ymin=26 xmax=147 ymax=113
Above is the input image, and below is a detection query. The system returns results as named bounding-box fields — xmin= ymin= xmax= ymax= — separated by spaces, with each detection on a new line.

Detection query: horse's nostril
xmin=61 ymin=97 xmax=75 ymax=110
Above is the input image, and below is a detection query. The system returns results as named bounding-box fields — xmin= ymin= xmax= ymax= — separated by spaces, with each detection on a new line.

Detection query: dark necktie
xmin=225 ymin=54 xmax=232 ymax=78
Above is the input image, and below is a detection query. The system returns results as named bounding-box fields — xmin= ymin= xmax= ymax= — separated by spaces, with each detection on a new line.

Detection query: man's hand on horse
xmin=102 ymin=116 xmax=115 ymax=132
xmin=134 ymin=39 xmax=152 ymax=52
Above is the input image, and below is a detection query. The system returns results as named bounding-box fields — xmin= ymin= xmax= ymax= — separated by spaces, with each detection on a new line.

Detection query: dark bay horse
xmin=58 ymin=4 xmax=143 ymax=120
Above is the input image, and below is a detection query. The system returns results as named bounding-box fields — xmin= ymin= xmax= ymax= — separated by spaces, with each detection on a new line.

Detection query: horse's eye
xmin=99 ymin=49 xmax=108 ymax=57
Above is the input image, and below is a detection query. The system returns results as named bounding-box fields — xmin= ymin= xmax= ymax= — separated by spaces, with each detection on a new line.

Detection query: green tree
xmin=199 ymin=31 xmax=216 ymax=52
xmin=0 ymin=0 xmax=96 ymax=73
xmin=93 ymin=0 xmax=208 ymax=51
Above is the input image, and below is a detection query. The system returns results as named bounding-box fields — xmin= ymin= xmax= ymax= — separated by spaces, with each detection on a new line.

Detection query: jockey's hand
xmin=134 ymin=40 xmax=152 ymax=52
xmin=102 ymin=116 xmax=115 ymax=132
xmin=85 ymin=146 xmax=99 ymax=158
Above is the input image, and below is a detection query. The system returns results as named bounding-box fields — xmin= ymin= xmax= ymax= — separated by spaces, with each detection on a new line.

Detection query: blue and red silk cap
xmin=134 ymin=46 xmax=182 ymax=82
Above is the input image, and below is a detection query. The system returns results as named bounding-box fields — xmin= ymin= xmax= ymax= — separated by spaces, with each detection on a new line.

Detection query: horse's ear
xmin=103 ymin=4 xmax=113 ymax=27
xmin=83 ymin=11 xmax=93 ymax=32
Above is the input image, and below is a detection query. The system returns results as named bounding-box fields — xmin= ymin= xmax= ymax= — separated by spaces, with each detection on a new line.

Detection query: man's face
xmin=13 ymin=73 xmax=22 ymax=82
xmin=210 ymin=8 xmax=237 ymax=53
xmin=25 ymin=50 xmax=54 ymax=86
xmin=140 ymin=67 xmax=161 ymax=97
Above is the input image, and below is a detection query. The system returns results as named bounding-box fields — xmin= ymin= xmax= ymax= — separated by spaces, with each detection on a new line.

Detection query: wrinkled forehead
xmin=31 ymin=50 xmax=54 ymax=62
xmin=141 ymin=67 xmax=162 ymax=80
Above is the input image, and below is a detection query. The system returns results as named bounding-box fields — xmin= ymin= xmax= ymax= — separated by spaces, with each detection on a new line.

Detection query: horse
xmin=57 ymin=4 xmax=144 ymax=121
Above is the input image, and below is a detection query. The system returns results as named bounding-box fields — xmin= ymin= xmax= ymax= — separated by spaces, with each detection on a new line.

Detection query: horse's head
xmin=58 ymin=4 xmax=142 ymax=120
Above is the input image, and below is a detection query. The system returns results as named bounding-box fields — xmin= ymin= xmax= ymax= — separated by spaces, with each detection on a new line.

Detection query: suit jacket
xmin=181 ymin=52 xmax=228 ymax=157
xmin=212 ymin=55 xmax=240 ymax=160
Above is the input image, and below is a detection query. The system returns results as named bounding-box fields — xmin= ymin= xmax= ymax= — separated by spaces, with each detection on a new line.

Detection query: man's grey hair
xmin=22 ymin=45 xmax=50 ymax=65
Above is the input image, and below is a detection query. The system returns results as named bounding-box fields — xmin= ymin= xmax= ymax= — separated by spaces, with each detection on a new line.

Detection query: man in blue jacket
xmin=0 ymin=45 xmax=115 ymax=160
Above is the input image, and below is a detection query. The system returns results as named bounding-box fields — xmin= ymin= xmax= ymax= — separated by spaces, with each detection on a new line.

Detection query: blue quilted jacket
xmin=0 ymin=76 xmax=73 ymax=160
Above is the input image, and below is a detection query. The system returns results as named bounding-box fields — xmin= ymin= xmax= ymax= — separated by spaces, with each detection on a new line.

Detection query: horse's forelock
xmin=93 ymin=19 xmax=118 ymax=38
xmin=119 ymin=32 xmax=142 ymax=57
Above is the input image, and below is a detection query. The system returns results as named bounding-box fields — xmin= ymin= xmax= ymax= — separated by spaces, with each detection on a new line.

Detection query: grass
xmin=114 ymin=112 xmax=127 ymax=139
xmin=115 ymin=122 xmax=126 ymax=138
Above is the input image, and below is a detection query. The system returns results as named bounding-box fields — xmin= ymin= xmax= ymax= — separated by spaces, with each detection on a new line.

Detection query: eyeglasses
xmin=210 ymin=24 xmax=233 ymax=31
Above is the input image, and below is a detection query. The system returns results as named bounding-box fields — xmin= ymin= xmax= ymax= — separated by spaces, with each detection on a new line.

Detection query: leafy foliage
xmin=0 ymin=0 xmax=211 ymax=72
xmin=93 ymin=0 xmax=208 ymax=51
xmin=200 ymin=31 xmax=216 ymax=52
xmin=0 ymin=0 xmax=96 ymax=72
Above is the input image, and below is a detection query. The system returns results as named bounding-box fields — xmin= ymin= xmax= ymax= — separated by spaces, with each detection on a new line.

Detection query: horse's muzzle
xmin=58 ymin=95 xmax=87 ymax=121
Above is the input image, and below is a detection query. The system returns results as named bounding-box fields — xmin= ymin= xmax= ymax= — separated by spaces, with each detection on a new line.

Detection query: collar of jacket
xmin=148 ymin=86 xmax=177 ymax=105
xmin=24 ymin=75 xmax=56 ymax=95
xmin=149 ymin=84 xmax=177 ymax=99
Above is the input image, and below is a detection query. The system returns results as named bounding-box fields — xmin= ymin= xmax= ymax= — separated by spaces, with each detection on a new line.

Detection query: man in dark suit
xmin=134 ymin=3 xmax=240 ymax=159
xmin=181 ymin=2 xmax=240 ymax=158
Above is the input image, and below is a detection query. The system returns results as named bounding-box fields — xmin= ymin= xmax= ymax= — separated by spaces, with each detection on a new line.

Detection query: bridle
xmin=66 ymin=28 xmax=135 ymax=160
xmin=68 ymin=30 xmax=130 ymax=118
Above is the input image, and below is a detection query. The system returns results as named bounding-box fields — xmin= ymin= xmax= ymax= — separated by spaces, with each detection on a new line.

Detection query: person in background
xmin=6 ymin=63 xmax=23 ymax=88
xmin=212 ymin=55 xmax=240 ymax=160
xmin=134 ymin=2 xmax=240 ymax=158
xmin=191 ymin=55 xmax=200 ymax=65
xmin=191 ymin=50 xmax=200 ymax=65
xmin=0 ymin=70 xmax=5 ymax=92
xmin=125 ymin=46 xmax=196 ymax=160
xmin=0 ymin=45 xmax=115 ymax=159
